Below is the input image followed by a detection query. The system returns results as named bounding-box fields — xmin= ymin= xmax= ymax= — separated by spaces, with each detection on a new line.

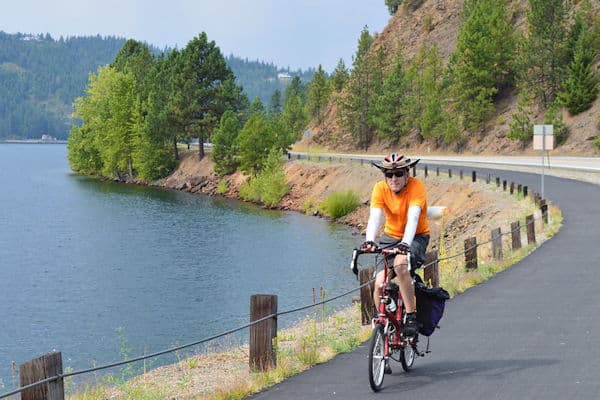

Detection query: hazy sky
xmin=1 ymin=0 xmax=391 ymax=72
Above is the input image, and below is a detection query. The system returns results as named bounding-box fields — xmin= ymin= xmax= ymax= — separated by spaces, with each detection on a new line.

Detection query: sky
xmin=1 ymin=0 xmax=391 ymax=72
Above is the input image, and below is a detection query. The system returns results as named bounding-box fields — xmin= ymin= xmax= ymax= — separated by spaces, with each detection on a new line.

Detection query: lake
xmin=0 ymin=144 xmax=361 ymax=391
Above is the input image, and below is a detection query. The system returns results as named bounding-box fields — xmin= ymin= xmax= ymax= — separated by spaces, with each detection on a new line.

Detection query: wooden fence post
xmin=436 ymin=167 xmax=439 ymax=176
xmin=491 ymin=228 xmax=503 ymax=260
xmin=464 ymin=237 xmax=478 ymax=270
xmin=423 ymin=251 xmax=439 ymax=287
xmin=510 ymin=182 xmax=514 ymax=195
xmin=526 ymin=215 xmax=536 ymax=244
xmin=541 ymin=200 xmax=548 ymax=224
xmin=523 ymin=186 xmax=528 ymax=197
xmin=448 ymin=168 xmax=452 ymax=178
xmin=472 ymin=171 xmax=476 ymax=182
xmin=511 ymin=221 xmax=522 ymax=250
xmin=20 ymin=352 xmax=64 ymax=400
xmin=496 ymin=177 xmax=500 ymax=187
xmin=360 ymin=266 xmax=375 ymax=325
xmin=486 ymin=174 xmax=490 ymax=184
xmin=424 ymin=165 xmax=428 ymax=177
xmin=412 ymin=165 xmax=416 ymax=177
xmin=250 ymin=294 xmax=277 ymax=372
xmin=502 ymin=180 xmax=507 ymax=191
xmin=460 ymin=170 xmax=463 ymax=180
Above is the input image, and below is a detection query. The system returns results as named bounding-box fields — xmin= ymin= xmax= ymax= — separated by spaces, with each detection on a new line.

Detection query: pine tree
xmin=306 ymin=64 xmax=331 ymax=127
xmin=558 ymin=23 xmax=599 ymax=115
xmin=385 ymin=0 xmax=403 ymax=15
xmin=518 ymin=0 xmax=571 ymax=106
xmin=508 ymin=89 xmax=534 ymax=142
xmin=269 ymin=89 xmax=282 ymax=114
xmin=339 ymin=26 xmax=376 ymax=150
xmin=420 ymin=46 xmax=446 ymax=140
xmin=211 ymin=109 xmax=241 ymax=175
xmin=371 ymin=51 xmax=407 ymax=140
xmin=450 ymin=0 xmax=514 ymax=131
xmin=331 ymin=58 xmax=349 ymax=92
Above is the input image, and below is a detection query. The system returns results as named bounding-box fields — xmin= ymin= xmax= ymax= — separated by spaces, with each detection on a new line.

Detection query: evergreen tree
xmin=211 ymin=109 xmax=241 ymax=175
xmin=269 ymin=89 xmax=282 ymax=114
xmin=518 ymin=0 xmax=571 ymax=106
xmin=450 ymin=0 xmax=514 ymax=131
xmin=385 ymin=0 xmax=403 ymax=15
xmin=249 ymin=97 xmax=266 ymax=115
xmin=558 ymin=24 xmax=599 ymax=115
xmin=371 ymin=51 xmax=407 ymax=140
xmin=171 ymin=32 xmax=235 ymax=159
xmin=282 ymin=90 xmax=308 ymax=143
xmin=339 ymin=26 xmax=375 ymax=149
xmin=420 ymin=45 xmax=446 ymax=140
xmin=306 ymin=64 xmax=331 ymax=127
xmin=331 ymin=58 xmax=349 ymax=92
xmin=137 ymin=55 xmax=178 ymax=181
xmin=508 ymin=88 xmax=535 ymax=142
xmin=235 ymin=112 xmax=275 ymax=174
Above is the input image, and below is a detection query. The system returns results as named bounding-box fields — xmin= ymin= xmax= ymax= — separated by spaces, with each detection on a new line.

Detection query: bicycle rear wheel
xmin=368 ymin=323 xmax=387 ymax=392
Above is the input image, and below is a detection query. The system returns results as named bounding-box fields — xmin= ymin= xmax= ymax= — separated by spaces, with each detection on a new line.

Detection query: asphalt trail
xmin=249 ymin=166 xmax=600 ymax=400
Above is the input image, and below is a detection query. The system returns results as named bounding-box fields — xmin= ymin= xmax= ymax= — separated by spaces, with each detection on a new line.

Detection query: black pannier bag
xmin=414 ymin=274 xmax=450 ymax=336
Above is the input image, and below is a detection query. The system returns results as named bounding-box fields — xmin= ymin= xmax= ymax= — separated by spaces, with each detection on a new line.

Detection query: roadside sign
xmin=533 ymin=125 xmax=554 ymax=150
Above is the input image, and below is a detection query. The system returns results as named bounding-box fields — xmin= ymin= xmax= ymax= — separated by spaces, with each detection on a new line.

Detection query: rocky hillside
xmin=311 ymin=0 xmax=600 ymax=157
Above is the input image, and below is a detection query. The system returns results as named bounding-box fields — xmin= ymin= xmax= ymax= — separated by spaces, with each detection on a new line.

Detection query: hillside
xmin=0 ymin=32 xmax=311 ymax=140
xmin=311 ymin=0 xmax=600 ymax=157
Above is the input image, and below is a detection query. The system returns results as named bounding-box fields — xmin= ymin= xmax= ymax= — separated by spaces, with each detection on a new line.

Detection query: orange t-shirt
xmin=370 ymin=177 xmax=430 ymax=240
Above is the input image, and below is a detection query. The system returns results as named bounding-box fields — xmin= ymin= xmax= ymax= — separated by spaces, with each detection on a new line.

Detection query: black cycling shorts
xmin=377 ymin=233 xmax=430 ymax=276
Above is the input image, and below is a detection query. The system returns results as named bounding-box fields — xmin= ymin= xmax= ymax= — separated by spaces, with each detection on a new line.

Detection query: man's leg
xmin=393 ymin=254 xmax=415 ymax=312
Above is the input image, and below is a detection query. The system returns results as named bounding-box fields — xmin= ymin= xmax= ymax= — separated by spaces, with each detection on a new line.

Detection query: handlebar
xmin=350 ymin=246 xmax=409 ymax=276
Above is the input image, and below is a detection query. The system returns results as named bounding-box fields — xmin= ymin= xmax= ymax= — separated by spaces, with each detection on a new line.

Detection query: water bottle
xmin=386 ymin=298 xmax=397 ymax=312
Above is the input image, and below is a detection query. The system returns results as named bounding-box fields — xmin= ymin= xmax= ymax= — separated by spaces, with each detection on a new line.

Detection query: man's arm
xmin=402 ymin=206 xmax=421 ymax=246
xmin=365 ymin=207 xmax=384 ymax=242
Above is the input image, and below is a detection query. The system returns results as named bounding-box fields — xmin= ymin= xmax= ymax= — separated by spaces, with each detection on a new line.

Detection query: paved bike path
xmin=249 ymin=168 xmax=600 ymax=400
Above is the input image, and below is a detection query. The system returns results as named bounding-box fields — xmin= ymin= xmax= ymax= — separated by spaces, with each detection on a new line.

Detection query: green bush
xmin=216 ymin=179 xmax=228 ymax=195
xmin=238 ymin=148 xmax=289 ymax=207
xmin=320 ymin=190 xmax=360 ymax=219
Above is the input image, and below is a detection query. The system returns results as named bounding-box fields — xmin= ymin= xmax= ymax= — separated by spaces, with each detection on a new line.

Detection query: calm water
xmin=0 ymin=144 xmax=360 ymax=390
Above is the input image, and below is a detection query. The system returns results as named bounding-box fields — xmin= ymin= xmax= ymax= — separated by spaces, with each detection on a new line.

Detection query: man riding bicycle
xmin=360 ymin=153 xmax=430 ymax=338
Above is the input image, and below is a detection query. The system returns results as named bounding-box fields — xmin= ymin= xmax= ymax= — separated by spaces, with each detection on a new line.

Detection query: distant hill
xmin=0 ymin=32 xmax=314 ymax=140
xmin=0 ymin=32 xmax=127 ymax=140
xmin=226 ymin=55 xmax=315 ymax=105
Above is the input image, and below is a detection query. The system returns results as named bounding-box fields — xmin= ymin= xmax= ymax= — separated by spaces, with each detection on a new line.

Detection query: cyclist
xmin=360 ymin=153 xmax=430 ymax=338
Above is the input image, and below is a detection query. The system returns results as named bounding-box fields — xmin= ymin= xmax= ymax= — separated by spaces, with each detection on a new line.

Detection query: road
xmin=249 ymin=159 xmax=600 ymax=399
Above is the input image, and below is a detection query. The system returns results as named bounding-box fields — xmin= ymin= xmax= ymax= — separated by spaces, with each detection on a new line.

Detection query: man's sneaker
xmin=384 ymin=360 xmax=392 ymax=375
xmin=402 ymin=312 xmax=418 ymax=337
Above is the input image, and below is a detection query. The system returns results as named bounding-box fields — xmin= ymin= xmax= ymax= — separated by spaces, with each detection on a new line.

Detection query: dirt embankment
xmin=158 ymin=151 xmax=535 ymax=252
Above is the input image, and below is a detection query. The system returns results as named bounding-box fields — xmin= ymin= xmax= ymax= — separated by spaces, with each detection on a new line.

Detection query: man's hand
xmin=395 ymin=242 xmax=410 ymax=255
xmin=360 ymin=241 xmax=379 ymax=252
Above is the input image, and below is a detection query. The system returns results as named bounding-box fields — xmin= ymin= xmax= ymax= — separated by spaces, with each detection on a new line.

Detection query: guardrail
xmin=0 ymin=159 xmax=553 ymax=400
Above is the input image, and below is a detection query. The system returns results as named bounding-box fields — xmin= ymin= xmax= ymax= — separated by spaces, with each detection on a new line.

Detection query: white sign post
xmin=533 ymin=125 xmax=554 ymax=199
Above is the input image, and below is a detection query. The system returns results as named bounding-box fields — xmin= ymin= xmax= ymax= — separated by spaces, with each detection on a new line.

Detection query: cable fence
xmin=1 ymin=159 xmax=553 ymax=400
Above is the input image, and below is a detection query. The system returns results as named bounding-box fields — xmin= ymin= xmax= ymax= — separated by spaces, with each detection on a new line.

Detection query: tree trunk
xmin=173 ymin=138 xmax=179 ymax=160
xmin=198 ymin=133 xmax=205 ymax=159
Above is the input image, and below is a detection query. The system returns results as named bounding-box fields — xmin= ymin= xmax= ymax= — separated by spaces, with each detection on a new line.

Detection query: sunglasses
xmin=385 ymin=170 xmax=406 ymax=178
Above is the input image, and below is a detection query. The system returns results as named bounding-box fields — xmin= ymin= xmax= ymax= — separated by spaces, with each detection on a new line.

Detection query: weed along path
xmin=248 ymin=167 xmax=600 ymax=400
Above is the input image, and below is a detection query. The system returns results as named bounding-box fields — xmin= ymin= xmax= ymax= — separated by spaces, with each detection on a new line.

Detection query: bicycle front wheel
xmin=400 ymin=342 xmax=416 ymax=371
xmin=368 ymin=323 xmax=387 ymax=392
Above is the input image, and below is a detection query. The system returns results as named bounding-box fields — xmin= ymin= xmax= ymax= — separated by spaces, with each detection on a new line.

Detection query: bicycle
xmin=351 ymin=245 xmax=429 ymax=392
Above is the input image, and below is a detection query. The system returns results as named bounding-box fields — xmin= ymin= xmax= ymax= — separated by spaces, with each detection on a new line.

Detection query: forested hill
xmin=0 ymin=32 xmax=127 ymax=140
xmin=0 ymin=32 xmax=313 ymax=140
xmin=226 ymin=56 xmax=314 ymax=105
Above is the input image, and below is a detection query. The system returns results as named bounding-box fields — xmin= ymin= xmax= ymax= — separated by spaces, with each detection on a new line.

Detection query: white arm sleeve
xmin=365 ymin=207 xmax=384 ymax=242
xmin=402 ymin=206 xmax=422 ymax=246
